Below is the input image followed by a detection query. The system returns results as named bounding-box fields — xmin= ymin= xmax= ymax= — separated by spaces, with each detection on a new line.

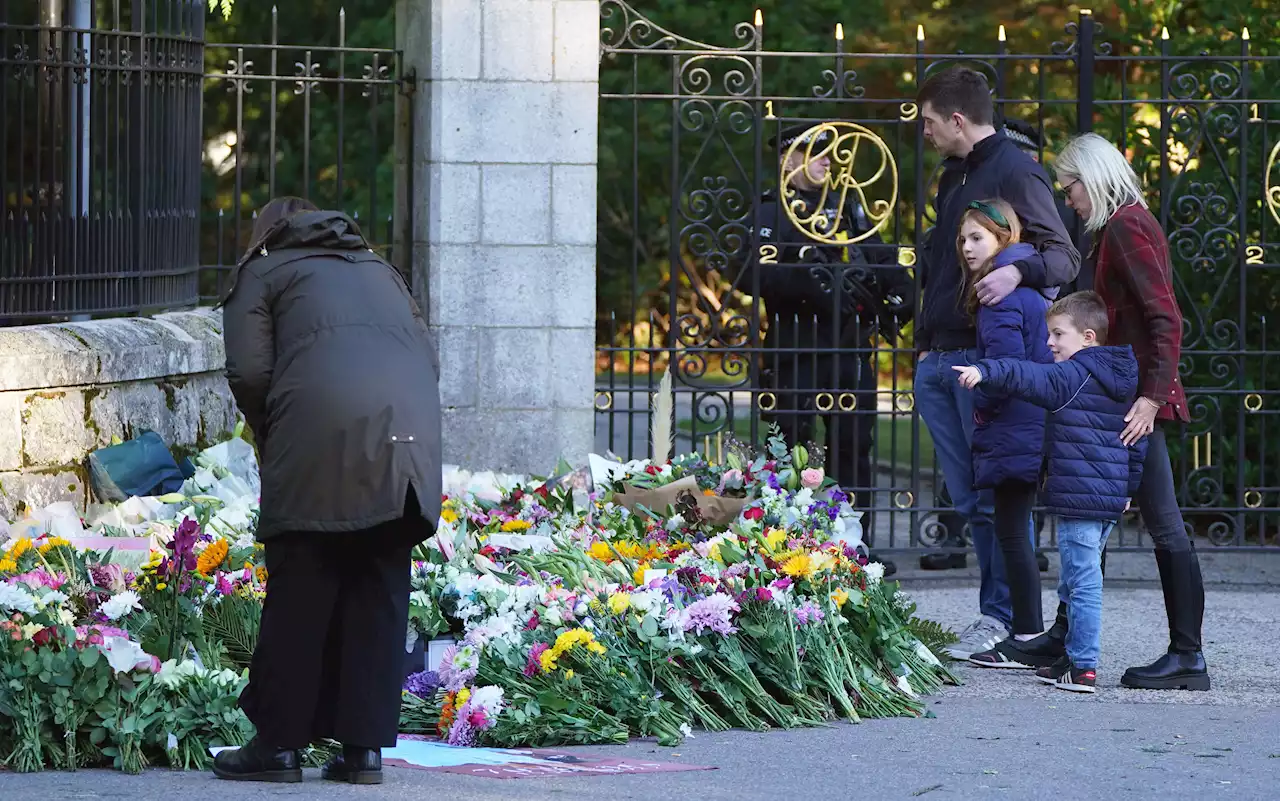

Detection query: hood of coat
xmin=993 ymin=242 xmax=1038 ymax=269
xmin=221 ymin=210 xmax=373 ymax=305
xmin=255 ymin=210 xmax=371 ymax=255
xmin=1071 ymin=345 xmax=1140 ymax=402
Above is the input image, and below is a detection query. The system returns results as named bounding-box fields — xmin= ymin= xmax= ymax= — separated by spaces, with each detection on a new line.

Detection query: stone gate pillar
xmin=396 ymin=0 xmax=599 ymax=475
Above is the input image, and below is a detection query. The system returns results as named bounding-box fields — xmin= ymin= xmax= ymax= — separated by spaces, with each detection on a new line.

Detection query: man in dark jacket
xmin=215 ymin=198 xmax=442 ymax=785
xmin=747 ymin=123 xmax=915 ymax=572
xmin=912 ymin=67 xmax=1080 ymax=656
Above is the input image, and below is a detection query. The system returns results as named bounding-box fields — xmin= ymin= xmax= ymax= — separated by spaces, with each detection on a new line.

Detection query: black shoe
xmin=968 ymin=639 xmax=1040 ymax=670
xmin=322 ymin=746 xmax=383 ymax=785
xmin=1054 ymin=664 xmax=1098 ymax=694
xmin=867 ymin=552 xmax=897 ymax=577
xmin=1121 ymin=548 xmax=1210 ymax=691
xmin=1120 ymin=651 xmax=1211 ymax=691
xmin=212 ymin=737 xmax=302 ymax=783
xmin=919 ymin=552 xmax=967 ymax=570
xmin=1036 ymin=552 xmax=1049 ymax=572
xmin=1035 ymin=655 xmax=1071 ymax=685
xmin=986 ymin=632 xmax=1065 ymax=669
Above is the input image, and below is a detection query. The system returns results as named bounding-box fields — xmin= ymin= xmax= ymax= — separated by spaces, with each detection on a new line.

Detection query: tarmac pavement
xmin=4 ymin=584 xmax=1277 ymax=800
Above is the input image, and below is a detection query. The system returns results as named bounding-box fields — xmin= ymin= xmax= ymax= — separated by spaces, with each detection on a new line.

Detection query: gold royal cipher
xmin=780 ymin=121 xmax=898 ymax=246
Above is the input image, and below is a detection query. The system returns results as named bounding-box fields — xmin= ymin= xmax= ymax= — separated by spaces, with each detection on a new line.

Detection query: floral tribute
xmin=1 ymin=424 xmax=957 ymax=774
xmin=400 ymin=425 xmax=958 ymax=748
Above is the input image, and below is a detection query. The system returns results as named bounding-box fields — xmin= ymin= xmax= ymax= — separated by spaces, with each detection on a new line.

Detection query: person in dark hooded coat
xmin=213 ymin=196 xmax=442 ymax=785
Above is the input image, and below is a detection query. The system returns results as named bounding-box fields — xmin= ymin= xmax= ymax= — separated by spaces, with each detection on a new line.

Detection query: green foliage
xmin=200 ymin=1 xmax=399 ymax=281
xmin=907 ymin=616 xmax=959 ymax=656
xmin=208 ymin=0 xmax=234 ymax=21
xmin=200 ymin=594 xmax=262 ymax=673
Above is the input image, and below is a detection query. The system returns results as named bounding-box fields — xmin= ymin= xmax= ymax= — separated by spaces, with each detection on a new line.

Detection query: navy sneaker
xmin=1054 ymin=665 xmax=1098 ymax=694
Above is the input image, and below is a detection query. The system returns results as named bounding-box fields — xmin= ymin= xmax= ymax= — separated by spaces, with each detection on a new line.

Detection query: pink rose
xmin=801 ymin=468 xmax=825 ymax=489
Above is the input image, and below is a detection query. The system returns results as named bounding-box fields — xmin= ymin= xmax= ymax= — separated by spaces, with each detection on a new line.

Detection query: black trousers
xmin=239 ymin=513 xmax=424 ymax=749
xmin=766 ymin=351 xmax=877 ymax=535
xmin=993 ymin=481 xmax=1043 ymax=634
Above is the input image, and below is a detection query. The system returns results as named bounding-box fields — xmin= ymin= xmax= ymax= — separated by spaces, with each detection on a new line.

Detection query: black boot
xmin=322 ymin=746 xmax=383 ymax=785
xmin=1121 ymin=548 xmax=1210 ymax=691
xmin=212 ymin=737 xmax=302 ymax=783
xmin=920 ymin=550 xmax=966 ymax=570
xmin=1036 ymin=552 xmax=1049 ymax=572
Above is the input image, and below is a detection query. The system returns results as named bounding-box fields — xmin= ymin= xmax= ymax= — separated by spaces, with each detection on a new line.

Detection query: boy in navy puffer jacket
xmin=954 ymin=291 xmax=1146 ymax=693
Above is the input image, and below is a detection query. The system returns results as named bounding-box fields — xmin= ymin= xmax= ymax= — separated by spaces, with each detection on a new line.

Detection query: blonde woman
xmin=1054 ymin=133 xmax=1209 ymax=691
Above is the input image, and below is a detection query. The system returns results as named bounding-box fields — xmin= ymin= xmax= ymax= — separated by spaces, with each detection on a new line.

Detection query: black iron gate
xmin=594 ymin=2 xmax=1279 ymax=553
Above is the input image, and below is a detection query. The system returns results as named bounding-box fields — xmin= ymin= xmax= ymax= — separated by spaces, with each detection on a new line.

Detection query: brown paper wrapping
xmin=612 ymin=475 xmax=747 ymax=526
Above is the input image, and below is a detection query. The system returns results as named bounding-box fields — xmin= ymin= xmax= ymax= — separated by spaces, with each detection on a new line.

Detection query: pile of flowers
xmin=2 ymin=424 xmax=957 ymax=773
xmin=400 ymin=426 xmax=957 ymax=749
xmin=0 ymin=435 xmax=266 ymax=774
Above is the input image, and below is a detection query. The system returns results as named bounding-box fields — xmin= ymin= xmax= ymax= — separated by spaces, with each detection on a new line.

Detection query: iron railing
xmin=198 ymin=7 xmax=403 ymax=301
xmin=595 ymin=2 xmax=1280 ymax=551
xmin=0 ymin=4 xmax=405 ymax=321
xmin=1 ymin=0 xmax=205 ymax=323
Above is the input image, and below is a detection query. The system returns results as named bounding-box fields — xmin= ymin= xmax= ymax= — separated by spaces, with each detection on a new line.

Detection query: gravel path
xmin=908 ymin=583 xmax=1280 ymax=708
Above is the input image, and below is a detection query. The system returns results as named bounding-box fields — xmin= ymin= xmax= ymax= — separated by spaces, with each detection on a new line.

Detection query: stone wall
xmin=0 ymin=310 xmax=238 ymax=519
xmin=396 ymin=0 xmax=600 ymax=475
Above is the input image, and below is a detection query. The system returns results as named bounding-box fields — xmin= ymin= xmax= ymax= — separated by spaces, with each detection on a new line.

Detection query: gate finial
xmin=754 ymin=9 xmax=763 ymax=27
xmin=836 ymin=23 xmax=844 ymax=41
xmin=917 ymin=24 xmax=925 ymax=41
xmin=998 ymin=24 xmax=1006 ymax=42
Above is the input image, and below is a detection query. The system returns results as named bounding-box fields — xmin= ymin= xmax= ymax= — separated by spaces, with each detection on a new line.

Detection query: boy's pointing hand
xmin=952 ymin=365 xmax=983 ymax=390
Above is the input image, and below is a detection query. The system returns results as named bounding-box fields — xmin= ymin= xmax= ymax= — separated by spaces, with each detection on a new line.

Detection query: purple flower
xmin=680 ymin=593 xmax=739 ymax=636
xmin=215 ymin=573 xmax=234 ymax=596
xmin=403 ymin=670 xmax=441 ymax=698
xmin=166 ymin=517 xmax=200 ymax=576
xmin=794 ymin=601 xmax=825 ymax=627
xmin=828 ymin=488 xmax=850 ymax=506
xmin=771 ymin=577 xmax=793 ymax=591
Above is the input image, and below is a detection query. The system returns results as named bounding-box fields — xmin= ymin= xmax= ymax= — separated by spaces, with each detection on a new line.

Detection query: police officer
xmin=747 ymin=123 xmax=915 ymax=573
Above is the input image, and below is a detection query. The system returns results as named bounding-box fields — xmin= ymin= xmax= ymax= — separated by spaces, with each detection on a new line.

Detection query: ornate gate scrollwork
xmin=780 ymin=121 xmax=897 ymax=245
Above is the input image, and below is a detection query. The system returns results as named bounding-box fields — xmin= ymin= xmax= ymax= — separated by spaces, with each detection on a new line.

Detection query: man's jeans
xmin=1056 ymin=517 xmax=1113 ymax=670
xmin=915 ymin=348 xmax=1012 ymax=629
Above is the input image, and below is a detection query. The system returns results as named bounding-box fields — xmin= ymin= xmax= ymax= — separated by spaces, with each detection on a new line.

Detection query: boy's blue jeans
xmin=1056 ymin=516 xmax=1114 ymax=670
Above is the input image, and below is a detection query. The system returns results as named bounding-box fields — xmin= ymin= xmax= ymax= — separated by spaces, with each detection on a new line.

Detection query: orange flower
xmin=255 ymin=565 xmax=268 ymax=584
xmin=438 ymin=692 xmax=458 ymax=736
xmin=197 ymin=539 xmax=229 ymax=575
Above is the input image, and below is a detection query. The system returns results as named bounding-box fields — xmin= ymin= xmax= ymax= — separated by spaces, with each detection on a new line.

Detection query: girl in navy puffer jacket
xmin=957 ymin=199 xmax=1054 ymax=661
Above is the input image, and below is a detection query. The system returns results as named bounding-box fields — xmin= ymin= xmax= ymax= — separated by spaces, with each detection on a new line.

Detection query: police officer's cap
xmin=1001 ymin=118 xmax=1041 ymax=152
xmin=769 ymin=123 xmax=834 ymax=152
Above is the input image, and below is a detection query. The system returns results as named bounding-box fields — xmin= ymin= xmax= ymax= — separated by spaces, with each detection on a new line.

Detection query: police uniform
xmin=745 ymin=124 xmax=915 ymax=533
